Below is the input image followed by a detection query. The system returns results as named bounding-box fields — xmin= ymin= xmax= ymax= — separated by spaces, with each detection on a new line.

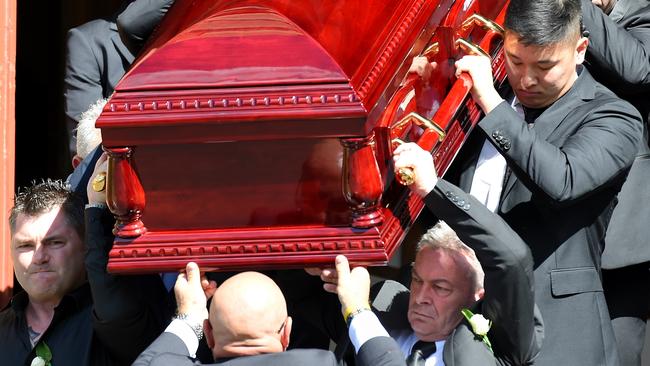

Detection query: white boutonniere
xmin=32 ymin=342 xmax=52 ymax=366
xmin=461 ymin=308 xmax=492 ymax=352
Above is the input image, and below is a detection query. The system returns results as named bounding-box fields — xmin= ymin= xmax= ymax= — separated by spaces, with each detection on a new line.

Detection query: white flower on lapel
xmin=468 ymin=313 xmax=491 ymax=336
xmin=30 ymin=356 xmax=46 ymax=366
xmin=461 ymin=308 xmax=493 ymax=352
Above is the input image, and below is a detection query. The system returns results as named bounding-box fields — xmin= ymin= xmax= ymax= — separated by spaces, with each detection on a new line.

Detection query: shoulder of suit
xmin=68 ymin=17 xmax=117 ymax=37
xmin=581 ymin=69 xmax=639 ymax=110
xmin=218 ymin=349 xmax=337 ymax=365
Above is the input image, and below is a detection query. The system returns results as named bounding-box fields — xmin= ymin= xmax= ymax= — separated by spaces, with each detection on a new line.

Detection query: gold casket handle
xmin=393 ymin=12 xmax=505 ymax=186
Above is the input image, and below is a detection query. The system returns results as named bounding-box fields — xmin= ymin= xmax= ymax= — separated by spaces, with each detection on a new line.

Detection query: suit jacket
xmin=64 ymin=14 xmax=134 ymax=132
xmin=369 ymin=179 xmax=543 ymax=366
xmin=85 ymin=207 xmax=171 ymax=363
xmin=445 ymin=67 xmax=642 ymax=366
xmin=132 ymin=331 xmax=343 ymax=366
xmin=582 ymin=0 xmax=650 ymax=268
xmin=117 ymin=0 xmax=175 ymax=53
xmin=63 ymin=0 xmax=172 ymax=152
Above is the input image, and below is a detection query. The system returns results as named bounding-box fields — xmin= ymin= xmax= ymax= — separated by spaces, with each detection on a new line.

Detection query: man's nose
xmin=521 ymin=70 xmax=537 ymax=89
xmin=414 ymin=285 xmax=432 ymax=305
xmin=32 ymin=244 xmax=49 ymax=264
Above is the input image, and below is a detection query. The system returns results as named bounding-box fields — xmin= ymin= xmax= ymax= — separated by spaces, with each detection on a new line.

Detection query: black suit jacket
xmin=85 ymin=207 xmax=171 ymax=364
xmin=582 ymin=0 xmax=650 ymax=269
xmin=446 ymin=67 xmax=642 ymax=366
xmin=368 ymin=179 xmax=543 ymax=366
xmin=132 ymin=331 xmax=344 ymax=366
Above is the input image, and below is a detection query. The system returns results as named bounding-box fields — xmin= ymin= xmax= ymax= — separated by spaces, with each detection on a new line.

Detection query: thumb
xmin=334 ymin=255 xmax=351 ymax=283
xmin=185 ymin=262 xmax=201 ymax=286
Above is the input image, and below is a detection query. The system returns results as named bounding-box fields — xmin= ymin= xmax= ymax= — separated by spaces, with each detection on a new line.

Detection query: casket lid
xmin=99 ymin=0 xmax=453 ymax=143
xmin=116 ymin=6 xmax=349 ymax=91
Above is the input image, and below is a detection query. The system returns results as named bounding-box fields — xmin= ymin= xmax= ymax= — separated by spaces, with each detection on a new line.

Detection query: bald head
xmin=207 ymin=272 xmax=291 ymax=358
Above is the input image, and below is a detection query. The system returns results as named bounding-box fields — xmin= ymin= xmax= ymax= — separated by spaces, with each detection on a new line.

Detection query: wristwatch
xmin=174 ymin=312 xmax=204 ymax=341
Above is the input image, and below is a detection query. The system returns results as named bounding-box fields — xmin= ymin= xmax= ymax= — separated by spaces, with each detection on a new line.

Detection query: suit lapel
xmin=110 ymin=22 xmax=136 ymax=64
xmin=499 ymin=68 xmax=597 ymax=205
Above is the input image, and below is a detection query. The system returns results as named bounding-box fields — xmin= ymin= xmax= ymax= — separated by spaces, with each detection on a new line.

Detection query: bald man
xmin=133 ymin=263 xmax=400 ymax=365
xmin=206 ymin=271 xmax=292 ymax=358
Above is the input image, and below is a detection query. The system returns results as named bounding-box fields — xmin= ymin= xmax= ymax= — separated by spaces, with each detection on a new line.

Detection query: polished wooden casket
xmin=98 ymin=0 xmax=510 ymax=274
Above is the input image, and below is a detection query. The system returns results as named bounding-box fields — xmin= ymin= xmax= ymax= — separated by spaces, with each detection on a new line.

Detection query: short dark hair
xmin=504 ymin=0 xmax=582 ymax=46
xmin=9 ymin=179 xmax=85 ymax=238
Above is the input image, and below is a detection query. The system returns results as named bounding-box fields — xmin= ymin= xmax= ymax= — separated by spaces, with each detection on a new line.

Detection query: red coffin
xmin=98 ymin=0 xmax=510 ymax=274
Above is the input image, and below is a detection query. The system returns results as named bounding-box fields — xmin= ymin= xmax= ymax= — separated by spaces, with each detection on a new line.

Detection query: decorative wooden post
xmin=341 ymin=133 xmax=384 ymax=228
xmin=0 ymin=0 xmax=17 ymax=308
xmin=105 ymin=147 xmax=147 ymax=238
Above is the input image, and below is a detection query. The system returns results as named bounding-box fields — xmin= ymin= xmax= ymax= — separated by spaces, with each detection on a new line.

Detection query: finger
xmin=334 ymin=255 xmax=351 ymax=283
xmin=204 ymin=280 xmax=218 ymax=300
xmin=96 ymin=152 xmax=108 ymax=167
xmin=323 ymin=283 xmax=338 ymax=294
xmin=393 ymin=142 xmax=419 ymax=156
xmin=321 ymin=268 xmax=336 ymax=278
xmin=175 ymin=272 xmax=187 ymax=288
xmin=320 ymin=270 xmax=338 ymax=284
xmin=304 ymin=267 xmax=323 ymax=276
xmin=185 ymin=262 xmax=201 ymax=285
xmin=351 ymin=266 xmax=370 ymax=281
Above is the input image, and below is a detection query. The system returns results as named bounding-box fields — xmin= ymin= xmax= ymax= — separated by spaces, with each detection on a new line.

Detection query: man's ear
xmin=72 ymin=155 xmax=83 ymax=169
xmin=575 ymin=36 xmax=589 ymax=65
xmin=204 ymin=319 xmax=215 ymax=349
xmin=475 ymin=288 xmax=485 ymax=302
xmin=281 ymin=316 xmax=292 ymax=351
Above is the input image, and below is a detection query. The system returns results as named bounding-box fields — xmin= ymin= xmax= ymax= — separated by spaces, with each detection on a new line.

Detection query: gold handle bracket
xmin=391 ymin=112 xmax=446 ymax=186
xmin=461 ymin=13 xmax=505 ymax=35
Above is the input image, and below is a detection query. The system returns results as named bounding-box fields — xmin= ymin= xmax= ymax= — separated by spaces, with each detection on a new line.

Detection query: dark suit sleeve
xmin=64 ymin=27 xmax=105 ymax=124
xmin=582 ymin=0 xmax=650 ymax=92
xmin=424 ymin=179 xmax=542 ymax=365
xmin=134 ymin=333 xmax=339 ymax=366
xmin=479 ymin=99 xmax=641 ymax=204
xmin=132 ymin=332 xmax=199 ymax=366
xmin=355 ymin=336 xmax=405 ymax=366
xmin=85 ymin=207 xmax=169 ymax=363
xmin=116 ymin=0 xmax=175 ymax=52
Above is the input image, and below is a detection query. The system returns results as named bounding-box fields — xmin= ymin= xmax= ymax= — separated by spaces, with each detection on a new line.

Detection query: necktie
xmin=406 ymin=340 xmax=437 ymax=366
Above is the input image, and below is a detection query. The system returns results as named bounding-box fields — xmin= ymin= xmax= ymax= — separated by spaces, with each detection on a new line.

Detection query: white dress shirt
xmin=349 ymin=311 xmax=445 ymax=365
xmin=469 ymin=97 xmax=525 ymax=212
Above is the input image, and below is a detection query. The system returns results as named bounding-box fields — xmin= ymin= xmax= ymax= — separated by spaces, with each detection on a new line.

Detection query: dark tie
xmin=406 ymin=340 xmax=437 ymax=366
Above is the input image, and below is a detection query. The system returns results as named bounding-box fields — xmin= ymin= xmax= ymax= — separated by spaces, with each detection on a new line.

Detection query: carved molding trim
xmin=104 ymin=85 xmax=361 ymax=117
xmin=357 ymin=0 xmax=428 ymax=99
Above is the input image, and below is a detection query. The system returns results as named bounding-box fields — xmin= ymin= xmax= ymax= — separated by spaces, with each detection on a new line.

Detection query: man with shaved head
xmin=206 ymin=271 xmax=291 ymax=358
xmin=134 ymin=262 xmax=402 ymax=365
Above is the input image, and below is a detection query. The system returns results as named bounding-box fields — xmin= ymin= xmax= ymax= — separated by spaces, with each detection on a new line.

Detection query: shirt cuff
xmin=165 ymin=318 xmax=199 ymax=358
xmin=348 ymin=310 xmax=390 ymax=353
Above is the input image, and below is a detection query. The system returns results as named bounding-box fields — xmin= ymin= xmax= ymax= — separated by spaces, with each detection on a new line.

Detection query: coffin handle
xmin=460 ymin=13 xmax=505 ymax=36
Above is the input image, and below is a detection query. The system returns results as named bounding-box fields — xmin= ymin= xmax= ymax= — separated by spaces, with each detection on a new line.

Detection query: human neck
xmin=217 ymin=336 xmax=283 ymax=358
xmin=26 ymin=298 xmax=59 ymax=334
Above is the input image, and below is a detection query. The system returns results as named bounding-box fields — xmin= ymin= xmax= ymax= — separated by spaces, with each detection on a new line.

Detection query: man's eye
xmin=434 ymin=285 xmax=452 ymax=296
xmin=48 ymin=241 xmax=65 ymax=248
xmin=412 ymin=276 xmax=423 ymax=284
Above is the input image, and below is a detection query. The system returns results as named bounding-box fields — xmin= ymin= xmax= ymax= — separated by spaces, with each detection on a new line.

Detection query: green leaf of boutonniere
xmin=33 ymin=341 xmax=52 ymax=366
xmin=461 ymin=308 xmax=493 ymax=352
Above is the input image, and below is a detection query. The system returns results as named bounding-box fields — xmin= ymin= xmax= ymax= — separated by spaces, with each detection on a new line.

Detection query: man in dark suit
xmin=64 ymin=0 xmax=174 ymax=154
xmin=444 ymin=0 xmax=642 ymax=364
xmin=133 ymin=261 xmax=402 ymax=366
xmin=312 ymin=143 xmax=543 ymax=366
xmin=581 ymin=1 xmax=650 ymax=364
